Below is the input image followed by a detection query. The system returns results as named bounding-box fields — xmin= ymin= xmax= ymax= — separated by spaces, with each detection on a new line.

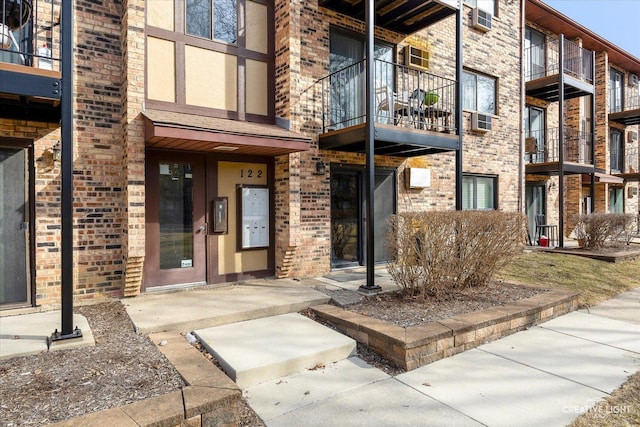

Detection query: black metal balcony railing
xmin=1 ymin=0 xmax=61 ymax=71
xmin=525 ymin=127 xmax=593 ymax=164
xmin=524 ymin=37 xmax=594 ymax=84
xmin=610 ymin=92 xmax=640 ymax=114
xmin=316 ymin=59 xmax=457 ymax=134
xmin=611 ymin=145 xmax=638 ymax=174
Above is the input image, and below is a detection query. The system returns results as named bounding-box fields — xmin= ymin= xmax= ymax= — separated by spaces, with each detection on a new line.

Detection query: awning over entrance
xmin=142 ymin=109 xmax=311 ymax=156
xmin=582 ymin=172 xmax=625 ymax=184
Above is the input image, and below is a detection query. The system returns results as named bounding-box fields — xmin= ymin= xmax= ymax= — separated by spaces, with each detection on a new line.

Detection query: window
xmin=525 ymin=27 xmax=545 ymax=81
xmin=463 ymin=175 xmax=497 ymax=210
xmin=186 ymin=0 xmax=237 ymax=44
xmin=463 ymin=70 xmax=496 ymax=114
xmin=610 ymin=68 xmax=624 ymax=113
xmin=609 ymin=187 xmax=624 ymax=213
xmin=464 ymin=0 xmax=495 ymax=13
xmin=525 ymin=106 xmax=545 ymax=163
xmin=610 ymin=128 xmax=624 ymax=173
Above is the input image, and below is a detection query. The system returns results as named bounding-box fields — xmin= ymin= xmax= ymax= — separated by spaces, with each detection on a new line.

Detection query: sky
xmin=542 ymin=0 xmax=640 ymax=59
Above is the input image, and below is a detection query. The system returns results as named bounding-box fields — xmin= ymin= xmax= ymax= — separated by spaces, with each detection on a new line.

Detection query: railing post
xmin=558 ymin=34 xmax=565 ymax=248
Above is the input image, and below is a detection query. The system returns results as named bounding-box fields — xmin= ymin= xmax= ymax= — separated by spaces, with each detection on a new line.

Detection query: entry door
xmin=145 ymin=151 xmax=207 ymax=287
xmin=525 ymin=183 xmax=546 ymax=241
xmin=0 ymin=147 xmax=29 ymax=305
xmin=330 ymin=167 xmax=396 ymax=268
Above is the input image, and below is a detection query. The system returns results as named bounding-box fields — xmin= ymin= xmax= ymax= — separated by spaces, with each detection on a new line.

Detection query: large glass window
xmin=159 ymin=163 xmax=194 ymax=270
xmin=610 ymin=68 xmax=624 ymax=113
xmin=609 ymin=187 xmax=624 ymax=213
xmin=186 ymin=0 xmax=237 ymax=44
xmin=525 ymin=27 xmax=545 ymax=81
xmin=463 ymin=70 xmax=496 ymax=114
xmin=610 ymin=128 xmax=624 ymax=173
xmin=463 ymin=174 xmax=497 ymax=210
xmin=525 ymin=105 xmax=545 ymax=163
xmin=463 ymin=0 xmax=495 ymax=13
xmin=329 ymin=28 xmax=394 ymax=129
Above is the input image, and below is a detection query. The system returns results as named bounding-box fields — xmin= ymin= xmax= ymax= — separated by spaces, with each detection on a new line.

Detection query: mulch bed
xmin=345 ymin=281 xmax=546 ymax=327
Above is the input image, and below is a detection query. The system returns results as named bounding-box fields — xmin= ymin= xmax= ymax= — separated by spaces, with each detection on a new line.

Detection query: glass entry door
xmin=145 ymin=151 xmax=207 ymax=287
xmin=0 ymin=147 xmax=29 ymax=305
xmin=525 ymin=183 xmax=546 ymax=242
xmin=330 ymin=166 xmax=396 ymax=269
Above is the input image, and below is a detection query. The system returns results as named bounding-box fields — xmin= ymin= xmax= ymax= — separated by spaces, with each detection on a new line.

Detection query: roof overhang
xmin=142 ymin=110 xmax=311 ymax=156
xmin=526 ymin=0 xmax=640 ymax=76
xmin=582 ymin=172 xmax=625 ymax=184
xmin=319 ymin=0 xmax=459 ymax=35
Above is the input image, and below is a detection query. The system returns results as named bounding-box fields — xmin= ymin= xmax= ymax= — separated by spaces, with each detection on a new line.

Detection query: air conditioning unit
xmin=471 ymin=112 xmax=492 ymax=132
xmin=629 ymin=131 xmax=638 ymax=142
xmin=630 ymin=74 xmax=639 ymax=86
xmin=472 ymin=8 xmax=492 ymax=32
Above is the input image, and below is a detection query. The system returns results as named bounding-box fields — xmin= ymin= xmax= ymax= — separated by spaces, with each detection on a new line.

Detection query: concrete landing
xmin=0 ymin=311 xmax=94 ymax=360
xmin=123 ymin=280 xmax=330 ymax=334
xmin=194 ymin=313 xmax=356 ymax=388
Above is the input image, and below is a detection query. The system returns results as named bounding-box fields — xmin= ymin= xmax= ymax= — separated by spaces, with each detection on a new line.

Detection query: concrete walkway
xmin=243 ymin=288 xmax=640 ymax=426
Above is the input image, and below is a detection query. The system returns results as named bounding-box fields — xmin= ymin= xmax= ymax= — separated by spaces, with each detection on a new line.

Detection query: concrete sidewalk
xmin=245 ymin=288 xmax=640 ymax=426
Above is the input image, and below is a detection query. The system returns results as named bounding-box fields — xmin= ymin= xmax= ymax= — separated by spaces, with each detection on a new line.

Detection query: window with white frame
xmin=463 ymin=70 xmax=496 ymax=114
xmin=463 ymin=174 xmax=497 ymax=210
xmin=186 ymin=0 xmax=237 ymax=44
xmin=463 ymin=0 xmax=495 ymax=14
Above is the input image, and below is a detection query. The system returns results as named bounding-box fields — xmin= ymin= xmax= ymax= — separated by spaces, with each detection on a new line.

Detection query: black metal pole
xmin=360 ymin=0 xmax=380 ymax=292
xmin=590 ymin=51 xmax=596 ymax=214
xmin=558 ymin=34 xmax=565 ymax=248
xmin=455 ymin=7 xmax=463 ymax=210
xmin=52 ymin=0 xmax=81 ymax=342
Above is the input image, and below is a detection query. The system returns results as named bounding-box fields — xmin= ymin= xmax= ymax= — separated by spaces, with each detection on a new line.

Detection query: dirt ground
xmin=0 ymin=280 xmax=636 ymax=426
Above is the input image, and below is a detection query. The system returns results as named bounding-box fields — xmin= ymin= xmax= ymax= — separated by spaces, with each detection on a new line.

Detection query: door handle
xmin=198 ymin=223 xmax=208 ymax=235
xmin=20 ymin=222 xmax=28 ymax=231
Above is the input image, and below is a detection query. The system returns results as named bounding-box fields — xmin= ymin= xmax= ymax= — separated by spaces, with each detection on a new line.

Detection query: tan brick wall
xmin=277 ymin=3 xmax=522 ymax=277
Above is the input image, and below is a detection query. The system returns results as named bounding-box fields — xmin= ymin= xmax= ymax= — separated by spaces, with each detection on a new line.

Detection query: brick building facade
xmin=0 ymin=0 xmax=638 ymax=310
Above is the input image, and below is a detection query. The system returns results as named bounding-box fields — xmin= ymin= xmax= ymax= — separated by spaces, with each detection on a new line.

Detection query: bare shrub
xmin=573 ymin=213 xmax=638 ymax=248
xmin=386 ymin=211 xmax=527 ymax=299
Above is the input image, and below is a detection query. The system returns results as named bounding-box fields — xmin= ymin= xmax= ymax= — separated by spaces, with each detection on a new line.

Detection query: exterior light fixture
xmin=316 ymin=160 xmax=326 ymax=175
xmin=52 ymin=141 xmax=61 ymax=162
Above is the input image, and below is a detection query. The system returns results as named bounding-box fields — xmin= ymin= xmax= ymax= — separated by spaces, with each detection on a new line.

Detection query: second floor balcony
xmin=308 ymin=59 xmax=458 ymax=157
xmin=0 ymin=0 xmax=62 ymax=123
xmin=525 ymin=35 xmax=594 ymax=102
xmin=525 ymin=127 xmax=594 ymax=175
xmin=609 ymin=92 xmax=640 ymax=126
xmin=611 ymin=145 xmax=640 ymax=181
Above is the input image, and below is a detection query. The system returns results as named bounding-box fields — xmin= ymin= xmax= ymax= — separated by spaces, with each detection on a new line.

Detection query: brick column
xmin=122 ymin=0 xmax=146 ymax=295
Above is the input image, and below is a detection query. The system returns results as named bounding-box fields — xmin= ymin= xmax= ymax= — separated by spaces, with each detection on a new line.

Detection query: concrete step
xmin=194 ymin=313 xmax=356 ymax=388
xmin=123 ymin=281 xmax=330 ymax=334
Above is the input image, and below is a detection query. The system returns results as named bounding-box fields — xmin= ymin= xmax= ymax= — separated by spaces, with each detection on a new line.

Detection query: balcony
xmin=611 ymin=145 xmax=640 ymax=181
xmin=318 ymin=0 xmax=458 ymax=35
xmin=0 ymin=0 xmax=62 ymax=123
xmin=524 ymin=127 xmax=594 ymax=175
xmin=609 ymin=93 xmax=640 ymax=126
xmin=307 ymin=59 xmax=458 ymax=157
xmin=525 ymin=36 xmax=594 ymax=102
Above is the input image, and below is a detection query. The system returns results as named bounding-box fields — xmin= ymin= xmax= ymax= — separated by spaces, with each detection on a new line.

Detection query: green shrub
xmin=572 ymin=213 xmax=638 ymax=248
xmin=386 ymin=211 xmax=527 ymax=299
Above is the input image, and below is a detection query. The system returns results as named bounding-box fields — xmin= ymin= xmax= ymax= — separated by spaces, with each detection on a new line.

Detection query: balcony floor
xmin=319 ymin=123 xmax=458 ymax=157
xmin=609 ymin=108 xmax=640 ymax=126
xmin=0 ymin=63 xmax=62 ymax=123
xmin=525 ymin=73 xmax=594 ymax=102
xmin=525 ymin=161 xmax=594 ymax=176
